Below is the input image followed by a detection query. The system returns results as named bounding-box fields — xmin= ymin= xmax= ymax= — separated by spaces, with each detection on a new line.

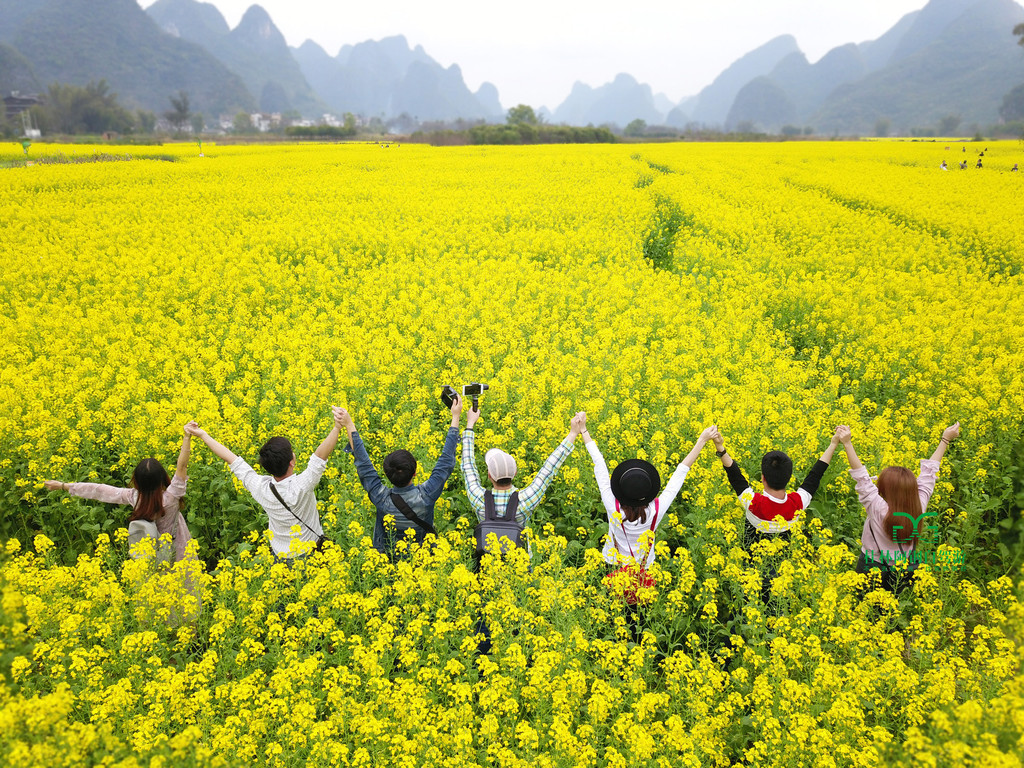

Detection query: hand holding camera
xmin=441 ymin=382 xmax=489 ymax=413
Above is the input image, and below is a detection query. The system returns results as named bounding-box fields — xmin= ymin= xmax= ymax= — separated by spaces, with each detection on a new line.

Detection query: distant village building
xmin=3 ymin=91 xmax=41 ymax=122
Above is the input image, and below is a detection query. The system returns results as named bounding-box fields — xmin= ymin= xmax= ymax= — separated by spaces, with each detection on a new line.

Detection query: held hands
xmin=184 ymin=422 xmax=207 ymax=439
xmin=834 ymin=425 xmax=852 ymax=445
xmin=699 ymin=425 xmax=717 ymax=445
xmin=333 ymin=406 xmax=355 ymax=433
xmin=569 ymin=411 xmax=587 ymax=438
xmin=709 ymin=426 xmax=724 ymax=450
xmin=43 ymin=480 xmax=65 ymax=491
xmin=183 ymin=420 xmax=198 ymax=437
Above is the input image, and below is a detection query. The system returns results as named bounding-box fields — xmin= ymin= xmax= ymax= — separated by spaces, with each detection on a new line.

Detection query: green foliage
xmin=506 ymin=104 xmax=539 ymax=126
xmin=624 ymin=119 xmax=647 ymax=137
xmin=468 ymin=123 xmax=616 ymax=145
xmin=937 ymin=114 xmax=962 ymax=135
xmin=164 ymin=90 xmax=190 ymax=132
xmin=32 ymin=80 xmax=135 ymax=135
xmin=999 ymin=83 xmax=1024 ymax=122
xmin=232 ymin=111 xmax=253 ymax=134
xmin=135 ymin=109 xmax=156 ymax=133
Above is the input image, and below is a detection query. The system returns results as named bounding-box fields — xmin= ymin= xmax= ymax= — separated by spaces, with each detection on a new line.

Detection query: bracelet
xmin=940 ymin=437 xmax=950 ymax=444
xmin=716 ymin=448 xmax=728 ymax=457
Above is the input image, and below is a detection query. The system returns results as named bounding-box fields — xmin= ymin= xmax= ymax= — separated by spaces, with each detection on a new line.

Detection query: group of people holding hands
xmin=43 ymin=391 xmax=961 ymax=601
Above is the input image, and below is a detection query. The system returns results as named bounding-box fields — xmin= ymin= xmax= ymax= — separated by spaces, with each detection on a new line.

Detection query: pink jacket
xmin=68 ymin=474 xmax=192 ymax=561
xmin=852 ymin=459 xmax=940 ymax=557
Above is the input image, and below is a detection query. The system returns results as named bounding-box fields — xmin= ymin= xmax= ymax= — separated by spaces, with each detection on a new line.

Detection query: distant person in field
xmin=709 ymin=426 xmax=839 ymax=607
xmin=836 ymin=422 xmax=959 ymax=594
xmin=44 ymin=422 xmax=197 ymax=562
xmin=960 ymin=160 xmax=968 ymax=170
xmin=187 ymin=409 xmax=344 ymax=560
xmin=1013 ymin=163 xmax=1019 ymax=172
xmin=336 ymin=395 xmax=462 ymax=560
xmin=976 ymin=158 xmax=983 ymax=169
xmin=940 ymin=160 xmax=948 ymax=170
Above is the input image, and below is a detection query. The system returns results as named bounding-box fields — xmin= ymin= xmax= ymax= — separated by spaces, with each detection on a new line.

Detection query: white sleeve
xmin=294 ymin=453 xmax=328 ymax=495
xmin=586 ymin=440 xmax=617 ymax=515
xmin=654 ymin=462 xmax=690 ymax=527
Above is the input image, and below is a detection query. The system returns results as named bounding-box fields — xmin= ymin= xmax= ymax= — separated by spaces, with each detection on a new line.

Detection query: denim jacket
xmin=348 ymin=427 xmax=459 ymax=555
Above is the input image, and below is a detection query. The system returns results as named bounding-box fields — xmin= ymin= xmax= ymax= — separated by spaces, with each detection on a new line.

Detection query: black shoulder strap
xmin=483 ymin=490 xmax=519 ymax=522
xmin=268 ymin=482 xmax=322 ymax=537
xmin=503 ymin=491 xmax=520 ymax=522
xmin=390 ymin=493 xmax=436 ymax=535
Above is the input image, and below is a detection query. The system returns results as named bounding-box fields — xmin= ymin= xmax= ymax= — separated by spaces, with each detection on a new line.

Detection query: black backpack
xmin=474 ymin=490 xmax=524 ymax=563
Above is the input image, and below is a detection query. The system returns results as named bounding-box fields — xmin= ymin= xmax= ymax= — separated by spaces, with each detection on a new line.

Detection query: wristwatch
xmin=716 ymin=447 xmax=728 ymax=457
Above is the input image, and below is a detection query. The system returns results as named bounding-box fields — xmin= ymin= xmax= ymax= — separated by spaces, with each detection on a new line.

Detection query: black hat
xmin=610 ymin=459 xmax=661 ymax=506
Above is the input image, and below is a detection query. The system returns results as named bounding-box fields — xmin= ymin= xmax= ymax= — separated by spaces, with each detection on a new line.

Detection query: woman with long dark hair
xmin=836 ymin=421 xmax=960 ymax=592
xmin=44 ymin=422 xmax=196 ymax=561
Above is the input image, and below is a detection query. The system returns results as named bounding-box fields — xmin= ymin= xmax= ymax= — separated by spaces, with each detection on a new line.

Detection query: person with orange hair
xmin=836 ymin=421 xmax=960 ymax=592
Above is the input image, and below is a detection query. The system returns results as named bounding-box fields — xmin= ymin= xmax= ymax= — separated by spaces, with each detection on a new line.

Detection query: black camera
xmin=440 ymin=385 xmax=458 ymax=409
xmin=440 ymin=382 xmax=489 ymax=411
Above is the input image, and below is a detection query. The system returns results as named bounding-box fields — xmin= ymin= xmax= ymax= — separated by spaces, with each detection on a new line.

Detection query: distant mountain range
xmin=0 ymin=0 xmax=1022 ymax=133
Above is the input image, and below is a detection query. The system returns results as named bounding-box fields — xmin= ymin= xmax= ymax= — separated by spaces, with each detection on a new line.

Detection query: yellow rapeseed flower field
xmin=1 ymin=140 xmax=1023 ymax=766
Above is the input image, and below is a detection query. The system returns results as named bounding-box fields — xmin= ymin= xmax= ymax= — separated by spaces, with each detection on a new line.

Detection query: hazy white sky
xmin=142 ymin=0 xmax=928 ymax=109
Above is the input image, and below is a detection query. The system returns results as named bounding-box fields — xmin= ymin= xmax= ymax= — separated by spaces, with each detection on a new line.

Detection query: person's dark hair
xmin=259 ymin=436 xmax=294 ymax=478
xmin=128 ymin=458 xmax=171 ymax=522
xmin=761 ymin=450 xmax=793 ymax=491
xmin=383 ymin=450 xmax=417 ymax=487
xmin=620 ymin=503 xmax=647 ymax=525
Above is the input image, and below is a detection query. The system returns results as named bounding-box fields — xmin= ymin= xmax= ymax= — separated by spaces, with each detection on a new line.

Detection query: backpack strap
xmin=502 ymin=491 xmax=520 ymax=522
xmin=483 ymin=489 xmax=520 ymax=522
xmin=268 ymin=482 xmax=323 ymax=537
xmin=390 ymin=492 xmax=436 ymax=535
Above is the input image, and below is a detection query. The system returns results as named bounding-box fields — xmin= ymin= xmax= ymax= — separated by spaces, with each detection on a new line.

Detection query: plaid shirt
xmin=461 ymin=428 xmax=576 ymax=527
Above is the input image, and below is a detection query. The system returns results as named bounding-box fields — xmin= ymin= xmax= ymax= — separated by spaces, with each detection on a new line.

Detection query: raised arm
xmin=420 ymin=395 xmax=462 ymax=501
xmin=837 ymin=425 xmax=886 ymax=515
xmin=185 ymin=424 xmax=238 ymax=465
xmin=682 ymin=425 xmax=716 ymax=468
xmin=930 ymin=421 xmax=960 ymax=463
xmin=580 ymin=414 xmax=616 ymax=513
xmin=461 ymin=404 xmax=486 ymax=509
xmin=836 ymin=425 xmax=862 ymax=471
xmin=314 ymin=408 xmax=343 ymax=461
xmin=797 ymin=430 xmax=840 ymax=500
xmin=42 ymin=479 xmax=134 ymax=505
xmin=175 ymin=422 xmax=196 ymax=482
xmin=336 ymin=405 xmax=356 ymax=452
xmin=517 ymin=412 xmax=585 ymax=515
xmin=710 ymin=427 xmax=750 ymax=496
